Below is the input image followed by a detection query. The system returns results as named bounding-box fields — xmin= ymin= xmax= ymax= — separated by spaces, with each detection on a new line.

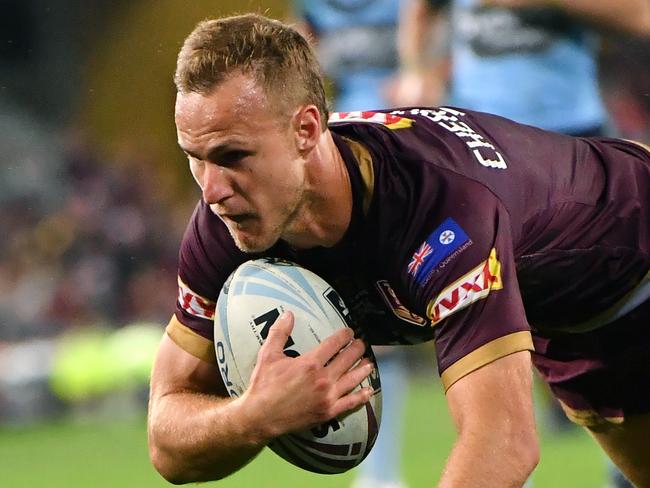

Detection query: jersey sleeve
xmin=168 ymin=201 xmax=248 ymax=362
xmin=404 ymin=180 xmax=533 ymax=391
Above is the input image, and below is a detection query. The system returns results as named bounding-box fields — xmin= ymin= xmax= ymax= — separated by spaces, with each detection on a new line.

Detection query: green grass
xmin=0 ymin=378 xmax=605 ymax=487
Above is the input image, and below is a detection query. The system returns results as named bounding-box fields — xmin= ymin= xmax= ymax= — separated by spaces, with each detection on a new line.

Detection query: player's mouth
xmin=221 ymin=213 xmax=255 ymax=226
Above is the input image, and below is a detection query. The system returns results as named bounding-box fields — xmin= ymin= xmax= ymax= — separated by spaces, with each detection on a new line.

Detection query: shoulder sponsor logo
xmin=329 ymin=111 xmax=414 ymax=130
xmin=408 ymin=217 xmax=471 ymax=284
xmin=375 ymin=280 xmax=428 ymax=326
xmin=177 ymin=277 xmax=215 ymax=320
xmin=426 ymin=248 xmax=503 ymax=324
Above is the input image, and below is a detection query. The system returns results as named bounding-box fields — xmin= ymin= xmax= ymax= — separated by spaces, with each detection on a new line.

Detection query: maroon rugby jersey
xmin=169 ymin=107 xmax=650 ymax=390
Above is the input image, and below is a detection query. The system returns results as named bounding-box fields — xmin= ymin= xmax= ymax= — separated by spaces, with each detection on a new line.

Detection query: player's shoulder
xmin=328 ymin=106 xmax=510 ymax=168
xmin=180 ymin=199 xmax=234 ymax=255
xmin=179 ymin=200 xmax=248 ymax=301
xmin=328 ymin=108 xmax=441 ymax=170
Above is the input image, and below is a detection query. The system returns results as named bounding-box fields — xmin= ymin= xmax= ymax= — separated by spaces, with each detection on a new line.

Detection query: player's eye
xmin=220 ymin=150 xmax=251 ymax=166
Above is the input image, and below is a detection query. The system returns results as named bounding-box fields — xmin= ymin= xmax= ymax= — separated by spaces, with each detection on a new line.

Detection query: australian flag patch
xmin=407 ymin=217 xmax=471 ymax=284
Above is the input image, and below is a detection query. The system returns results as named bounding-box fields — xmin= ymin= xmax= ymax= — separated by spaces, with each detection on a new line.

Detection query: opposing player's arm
xmin=390 ymin=0 xmax=448 ymax=106
xmin=439 ymin=350 xmax=538 ymax=488
xmin=147 ymin=312 xmax=373 ymax=484
xmin=397 ymin=0 xmax=441 ymax=72
xmin=483 ymin=0 xmax=650 ymax=36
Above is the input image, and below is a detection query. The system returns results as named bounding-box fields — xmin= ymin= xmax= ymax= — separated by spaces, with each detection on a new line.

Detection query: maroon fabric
xmin=174 ymin=107 xmax=650 ymax=384
xmin=533 ymin=300 xmax=650 ymax=418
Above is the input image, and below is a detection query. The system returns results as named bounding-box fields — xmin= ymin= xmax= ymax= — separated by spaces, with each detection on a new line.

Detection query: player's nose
xmin=201 ymin=163 xmax=234 ymax=205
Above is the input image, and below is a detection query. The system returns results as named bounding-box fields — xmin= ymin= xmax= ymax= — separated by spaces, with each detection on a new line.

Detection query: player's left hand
xmin=238 ymin=311 xmax=374 ymax=441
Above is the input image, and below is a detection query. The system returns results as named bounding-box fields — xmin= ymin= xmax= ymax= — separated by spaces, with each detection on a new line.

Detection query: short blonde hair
xmin=175 ymin=13 xmax=329 ymax=126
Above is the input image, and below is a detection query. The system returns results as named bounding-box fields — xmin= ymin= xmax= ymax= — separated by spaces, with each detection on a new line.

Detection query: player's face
xmin=175 ymin=74 xmax=308 ymax=253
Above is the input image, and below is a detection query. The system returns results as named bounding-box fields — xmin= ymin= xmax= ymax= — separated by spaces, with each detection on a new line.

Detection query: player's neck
xmin=282 ymin=130 xmax=352 ymax=249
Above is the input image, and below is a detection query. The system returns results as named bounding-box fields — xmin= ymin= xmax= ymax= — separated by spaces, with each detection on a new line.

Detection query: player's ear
xmin=293 ymin=104 xmax=321 ymax=153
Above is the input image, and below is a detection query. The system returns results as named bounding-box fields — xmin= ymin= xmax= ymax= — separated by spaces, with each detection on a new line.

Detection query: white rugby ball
xmin=214 ymin=258 xmax=382 ymax=474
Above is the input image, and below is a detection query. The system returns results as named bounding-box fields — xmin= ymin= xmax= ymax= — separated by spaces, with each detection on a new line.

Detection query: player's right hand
xmin=238 ymin=311 xmax=374 ymax=442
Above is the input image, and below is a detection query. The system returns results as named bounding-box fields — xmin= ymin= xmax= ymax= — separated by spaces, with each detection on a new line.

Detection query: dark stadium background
xmin=1 ymin=1 xmax=648 ymax=486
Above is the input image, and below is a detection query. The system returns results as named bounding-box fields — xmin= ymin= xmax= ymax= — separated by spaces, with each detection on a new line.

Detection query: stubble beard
xmin=228 ymin=186 xmax=307 ymax=254
xmin=228 ymin=219 xmax=283 ymax=254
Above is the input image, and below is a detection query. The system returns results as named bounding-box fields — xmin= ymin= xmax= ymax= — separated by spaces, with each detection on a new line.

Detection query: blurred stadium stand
xmin=0 ymin=0 xmax=285 ymax=424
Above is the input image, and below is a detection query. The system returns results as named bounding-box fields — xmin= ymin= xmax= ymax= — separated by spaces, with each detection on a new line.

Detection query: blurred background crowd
xmin=0 ymin=0 xmax=232 ymax=423
xmin=0 ymin=1 xmax=649 ymax=485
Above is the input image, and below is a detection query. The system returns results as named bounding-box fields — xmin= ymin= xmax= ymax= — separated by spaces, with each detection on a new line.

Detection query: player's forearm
xmin=440 ymin=351 xmax=539 ymax=487
xmin=148 ymin=391 xmax=268 ymax=483
xmin=398 ymin=0 xmax=438 ymax=72
xmin=438 ymin=429 xmax=539 ymax=487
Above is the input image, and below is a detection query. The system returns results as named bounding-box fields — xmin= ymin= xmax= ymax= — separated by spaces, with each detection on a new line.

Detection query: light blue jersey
xmin=440 ymin=0 xmax=607 ymax=133
xmin=295 ymin=0 xmax=400 ymax=111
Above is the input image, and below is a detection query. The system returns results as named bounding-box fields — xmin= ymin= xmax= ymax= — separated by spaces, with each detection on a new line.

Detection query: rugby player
xmin=147 ymin=14 xmax=650 ymax=487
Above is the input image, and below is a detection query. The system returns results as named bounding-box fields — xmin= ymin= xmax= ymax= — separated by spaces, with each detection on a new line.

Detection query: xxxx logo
xmin=426 ymin=248 xmax=502 ymax=324
xmin=177 ymin=277 xmax=215 ymax=320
